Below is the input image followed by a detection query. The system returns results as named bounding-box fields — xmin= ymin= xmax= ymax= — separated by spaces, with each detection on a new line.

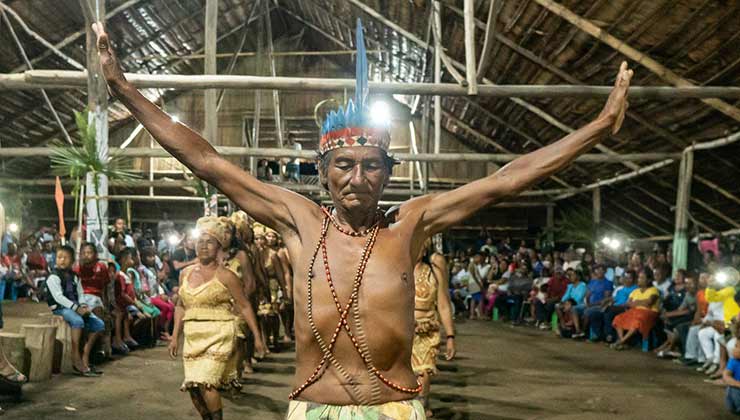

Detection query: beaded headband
xmin=318 ymin=19 xmax=391 ymax=156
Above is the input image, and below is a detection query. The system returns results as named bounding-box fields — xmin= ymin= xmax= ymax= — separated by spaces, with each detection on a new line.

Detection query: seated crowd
xmin=448 ymin=234 xmax=740 ymax=416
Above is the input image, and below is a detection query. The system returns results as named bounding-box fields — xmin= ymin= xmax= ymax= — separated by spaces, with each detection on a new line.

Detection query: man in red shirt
xmin=535 ymin=265 xmax=569 ymax=329
xmin=74 ymin=243 xmax=111 ymax=318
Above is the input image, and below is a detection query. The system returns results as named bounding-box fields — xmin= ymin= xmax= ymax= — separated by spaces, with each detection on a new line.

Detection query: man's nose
xmin=349 ymin=164 xmax=365 ymax=186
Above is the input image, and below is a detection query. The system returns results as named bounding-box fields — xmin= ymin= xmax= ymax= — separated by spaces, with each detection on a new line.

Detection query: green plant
xmin=50 ymin=109 xmax=138 ymax=222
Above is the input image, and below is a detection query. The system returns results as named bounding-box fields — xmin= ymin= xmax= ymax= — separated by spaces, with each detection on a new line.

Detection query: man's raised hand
xmin=91 ymin=22 xmax=127 ymax=90
xmin=598 ymin=61 xmax=634 ymax=135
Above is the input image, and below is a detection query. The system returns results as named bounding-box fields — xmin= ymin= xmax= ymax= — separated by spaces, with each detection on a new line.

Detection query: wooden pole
xmin=546 ymin=205 xmax=555 ymax=244
xmin=532 ymin=0 xmax=740 ymax=122
xmin=592 ymin=187 xmax=601 ymax=234
xmin=81 ymin=0 xmax=108 ymax=258
xmin=251 ymin=10 xmax=264 ymax=174
xmin=0 ymin=146 xmax=681 ymax=162
xmin=672 ymin=150 xmax=694 ymax=273
xmin=476 ymin=0 xmax=500 ymax=80
xmin=433 ymin=0 xmax=442 ymax=154
xmin=204 ymin=0 xmax=218 ymax=143
xmin=463 ymin=0 xmax=477 ymax=94
xmin=264 ymin=1 xmax=284 ymax=150
xmin=3 ymin=71 xmax=740 ymax=98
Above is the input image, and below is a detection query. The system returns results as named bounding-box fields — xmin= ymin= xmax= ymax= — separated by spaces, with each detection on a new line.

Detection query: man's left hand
xmin=598 ymin=61 xmax=633 ymax=134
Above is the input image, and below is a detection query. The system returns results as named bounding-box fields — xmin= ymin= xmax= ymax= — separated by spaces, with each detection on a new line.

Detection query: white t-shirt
xmin=468 ymin=264 xmax=490 ymax=294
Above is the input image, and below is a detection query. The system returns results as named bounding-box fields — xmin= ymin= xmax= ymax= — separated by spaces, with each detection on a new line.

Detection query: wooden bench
xmin=19 ymin=324 xmax=57 ymax=382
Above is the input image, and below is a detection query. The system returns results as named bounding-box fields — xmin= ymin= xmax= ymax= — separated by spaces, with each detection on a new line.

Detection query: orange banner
xmin=55 ymin=176 xmax=66 ymax=237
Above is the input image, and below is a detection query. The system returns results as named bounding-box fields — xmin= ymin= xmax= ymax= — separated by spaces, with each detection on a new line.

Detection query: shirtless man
xmin=93 ymin=20 xmax=632 ymax=418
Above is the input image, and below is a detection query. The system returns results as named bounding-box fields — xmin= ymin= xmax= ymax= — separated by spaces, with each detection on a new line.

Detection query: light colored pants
xmin=698 ymin=326 xmax=722 ymax=364
xmin=684 ymin=325 xmax=705 ymax=362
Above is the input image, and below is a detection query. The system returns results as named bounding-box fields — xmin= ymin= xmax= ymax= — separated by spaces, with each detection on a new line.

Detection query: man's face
xmin=654 ymin=267 xmax=665 ymax=282
xmin=81 ymin=246 xmax=96 ymax=265
xmin=686 ymin=277 xmax=697 ymax=293
xmin=594 ymin=267 xmax=605 ymax=279
xmin=115 ymin=218 xmax=125 ymax=232
xmin=56 ymin=250 xmax=73 ymax=270
xmin=473 ymin=254 xmax=482 ymax=264
xmin=43 ymin=241 xmax=52 ymax=252
xmin=323 ymin=148 xmax=389 ymax=211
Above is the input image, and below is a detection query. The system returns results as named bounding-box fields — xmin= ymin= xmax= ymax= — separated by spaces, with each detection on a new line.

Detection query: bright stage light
xmin=601 ymin=236 xmax=611 ymax=246
xmin=369 ymin=101 xmax=391 ymax=126
xmin=8 ymin=223 xmax=18 ymax=233
xmin=716 ymin=271 xmax=729 ymax=285
xmin=609 ymin=238 xmax=621 ymax=250
xmin=167 ymin=234 xmax=180 ymax=246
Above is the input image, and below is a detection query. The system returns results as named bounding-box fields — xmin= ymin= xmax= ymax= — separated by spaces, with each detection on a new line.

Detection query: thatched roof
xmin=1 ymin=0 xmax=739 ymax=238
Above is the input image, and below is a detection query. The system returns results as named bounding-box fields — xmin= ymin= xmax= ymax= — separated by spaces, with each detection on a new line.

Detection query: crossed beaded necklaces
xmin=288 ymin=208 xmax=422 ymax=404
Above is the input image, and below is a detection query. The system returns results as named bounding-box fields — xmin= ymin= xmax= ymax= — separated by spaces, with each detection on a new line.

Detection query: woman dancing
xmin=412 ymin=238 xmax=456 ymax=417
xmin=168 ymin=217 xmax=265 ymax=419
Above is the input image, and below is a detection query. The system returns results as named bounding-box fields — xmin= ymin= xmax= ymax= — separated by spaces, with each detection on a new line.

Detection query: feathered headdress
xmin=318 ymin=19 xmax=391 ymax=155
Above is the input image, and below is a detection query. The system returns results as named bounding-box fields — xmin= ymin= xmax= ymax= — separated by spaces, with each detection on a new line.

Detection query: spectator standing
xmin=284 ymin=133 xmax=302 ymax=183
xmin=467 ymin=253 xmax=490 ymax=319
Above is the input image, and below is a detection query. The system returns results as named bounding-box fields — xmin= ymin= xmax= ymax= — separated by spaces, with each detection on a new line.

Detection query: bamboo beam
xmin=9 ymin=0 xmax=144 ymax=73
xmin=532 ymin=0 xmax=740 ymax=122
xmin=672 ymin=151 xmax=693 ymax=271
xmin=4 ymin=70 xmax=740 ymax=98
xmin=0 ymin=146 xmax=680 ymax=162
xmin=0 ymin=3 xmax=85 ymax=70
xmin=138 ymin=49 xmax=382 ymax=61
xmin=476 ymin=0 xmax=501 ymax=80
xmin=463 ymin=0 xmax=478 ymax=94
xmin=433 ymin=0 xmax=442 ymax=154
xmin=1 ymin=11 xmax=74 ymax=145
xmin=203 ymin=0 xmax=218 ymax=143
xmin=264 ymin=1 xmax=284 ymax=149
xmin=694 ymin=174 xmax=740 ymax=208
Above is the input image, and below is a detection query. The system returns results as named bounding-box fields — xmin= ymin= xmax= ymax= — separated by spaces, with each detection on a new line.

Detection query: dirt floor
xmin=0 ymin=301 xmax=733 ymax=419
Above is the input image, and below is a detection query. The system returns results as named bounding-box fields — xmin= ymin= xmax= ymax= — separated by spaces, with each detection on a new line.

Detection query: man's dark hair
xmin=117 ymin=247 xmax=135 ymax=263
xmin=140 ymin=246 xmax=156 ymax=258
xmin=56 ymin=244 xmax=76 ymax=261
xmin=81 ymin=242 xmax=97 ymax=255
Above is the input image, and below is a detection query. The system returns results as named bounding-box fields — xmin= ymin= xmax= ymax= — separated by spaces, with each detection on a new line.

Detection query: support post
xmin=546 ymin=205 xmax=555 ymax=244
xmin=251 ymin=14 xmax=264 ymax=174
xmin=81 ymin=0 xmax=108 ymax=258
xmin=463 ymin=0 xmax=478 ymax=94
xmin=592 ymin=187 xmax=601 ymax=235
xmin=433 ymin=0 xmax=442 ymax=154
xmin=673 ymin=150 xmax=694 ymax=274
xmin=204 ymin=0 xmax=218 ymax=143
xmin=264 ymin=1 xmax=284 ymax=150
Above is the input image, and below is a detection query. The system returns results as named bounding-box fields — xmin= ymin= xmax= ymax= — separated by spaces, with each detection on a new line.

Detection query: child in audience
xmin=723 ymin=339 xmax=740 ymax=415
xmin=558 ymin=299 xmax=577 ymax=338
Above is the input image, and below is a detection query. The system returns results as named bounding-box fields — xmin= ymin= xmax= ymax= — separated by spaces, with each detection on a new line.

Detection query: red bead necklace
xmin=321 ymin=206 xmax=382 ymax=237
xmin=289 ymin=213 xmax=422 ymax=401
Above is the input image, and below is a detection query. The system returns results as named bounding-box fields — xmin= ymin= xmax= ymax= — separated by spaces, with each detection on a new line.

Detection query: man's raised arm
xmin=92 ymin=23 xmax=317 ymax=235
xmin=406 ymin=62 xmax=633 ymax=237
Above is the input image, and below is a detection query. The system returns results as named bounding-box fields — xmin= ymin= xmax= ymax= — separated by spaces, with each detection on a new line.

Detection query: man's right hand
xmin=91 ymin=22 xmax=127 ymax=90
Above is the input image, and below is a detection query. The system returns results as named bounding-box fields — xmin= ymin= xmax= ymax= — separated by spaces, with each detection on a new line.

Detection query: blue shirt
xmin=613 ymin=285 xmax=638 ymax=306
xmin=727 ymin=358 xmax=740 ymax=382
xmin=561 ymin=282 xmax=587 ymax=305
xmin=587 ymin=278 xmax=614 ymax=305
